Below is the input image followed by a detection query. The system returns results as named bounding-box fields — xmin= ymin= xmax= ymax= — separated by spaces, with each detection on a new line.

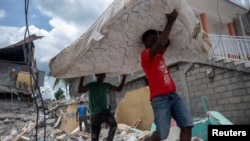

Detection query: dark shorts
xmin=90 ymin=109 xmax=117 ymax=141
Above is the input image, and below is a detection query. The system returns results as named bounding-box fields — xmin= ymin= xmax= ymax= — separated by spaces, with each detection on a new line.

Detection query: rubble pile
xmin=0 ymin=98 xmax=148 ymax=141
xmin=0 ymin=98 xmax=203 ymax=141
xmin=0 ymin=98 xmax=90 ymax=141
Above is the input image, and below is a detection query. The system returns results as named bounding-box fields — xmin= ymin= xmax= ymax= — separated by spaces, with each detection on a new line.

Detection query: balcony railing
xmin=228 ymin=0 xmax=250 ymax=10
xmin=209 ymin=34 xmax=250 ymax=62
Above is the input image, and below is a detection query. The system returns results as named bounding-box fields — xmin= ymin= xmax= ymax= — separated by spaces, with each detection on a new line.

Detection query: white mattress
xmin=49 ymin=0 xmax=210 ymax=78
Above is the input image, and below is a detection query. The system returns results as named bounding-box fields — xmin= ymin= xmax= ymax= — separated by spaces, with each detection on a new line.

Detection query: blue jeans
xmin=151 ymin=92 xmax=193 ymax=140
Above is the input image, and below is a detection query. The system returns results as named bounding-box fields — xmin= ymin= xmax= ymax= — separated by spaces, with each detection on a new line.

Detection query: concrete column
xmin=227 ymin=23 xmax=236 ymax=36
xmin=180 ymin=63 xmax=194 ymax=112
xmin=200 ymin=13 xmax=210 ymax=33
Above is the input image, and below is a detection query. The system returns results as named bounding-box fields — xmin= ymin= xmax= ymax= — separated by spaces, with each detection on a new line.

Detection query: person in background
xmin=140 ymin=9 xmax=193 ymax=141
xmin=78 ymin=73 xmax=127 ymax=141
xmin=76 ymin=100 xmax=90 ymax=132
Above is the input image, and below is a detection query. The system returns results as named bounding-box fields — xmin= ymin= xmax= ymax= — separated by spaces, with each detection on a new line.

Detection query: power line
xmin=23 ymin=0 xmax=46 ymax=140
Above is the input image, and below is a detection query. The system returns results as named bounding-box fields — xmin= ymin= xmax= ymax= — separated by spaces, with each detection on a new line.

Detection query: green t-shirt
xmin=86 ymin=82 xmax=112 ymax=115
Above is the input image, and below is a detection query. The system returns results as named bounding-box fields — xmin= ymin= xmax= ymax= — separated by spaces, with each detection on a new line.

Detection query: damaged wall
xmin=59 ymin=103 xmax=79 ymax=132
xmin=113 ymin=62 xmax=250 ymax=125
xmin=0 ymin=61 xmax=29 ymax=94
xmin=69 ymin=71 xmax=147 ymax=109
xmin=58 ymin=102 xmax=89 ymax=133
xmin=115 ymin=86 xmax=153 ymax=131
xmin=69 ymin=61 xmax=250 ymax=126
xmin=180 ymin=63 xmax=250 ymax=124
xmin=0 ymin=36 xmax=45 ymax=95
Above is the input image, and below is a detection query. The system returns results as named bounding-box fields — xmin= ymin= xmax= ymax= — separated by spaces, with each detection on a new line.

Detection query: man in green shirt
xmin=78 ymin=73 xmax=127 ymax=141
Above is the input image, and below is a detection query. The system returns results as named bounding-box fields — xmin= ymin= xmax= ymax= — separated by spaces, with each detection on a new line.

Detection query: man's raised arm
xmin=78 ymin=76 xmax=88 ymax=93
xmin=112 ymin=74 xmax=127 ymax=92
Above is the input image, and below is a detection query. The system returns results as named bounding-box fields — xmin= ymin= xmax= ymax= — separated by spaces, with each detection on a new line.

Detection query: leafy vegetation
xmin=54 ymin=88 xmax=65 ymax=100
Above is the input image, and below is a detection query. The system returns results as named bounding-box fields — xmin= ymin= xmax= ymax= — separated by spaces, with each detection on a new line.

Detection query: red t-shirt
xmin=141 ymin=48 xmax=176 ymax=100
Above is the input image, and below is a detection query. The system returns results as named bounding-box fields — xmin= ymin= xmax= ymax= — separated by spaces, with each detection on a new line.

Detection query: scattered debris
xmin=0 ymin=94 xmax=207 ymax=141
xmin=0 ymin=98 xmax=88 ymax=141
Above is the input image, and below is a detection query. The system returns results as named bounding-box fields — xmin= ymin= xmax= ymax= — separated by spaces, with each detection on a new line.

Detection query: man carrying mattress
xmin=78 ymin=73 xmax=127 ymax=141
xmin=140 ymin=9 xmax=194 ymax=141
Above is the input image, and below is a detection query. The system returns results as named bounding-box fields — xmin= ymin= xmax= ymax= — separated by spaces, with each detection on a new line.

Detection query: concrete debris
xmin=0 ymin=97 xmax=204 ymax=141
xmin=0 ymin=98 xmax=85 ymax=141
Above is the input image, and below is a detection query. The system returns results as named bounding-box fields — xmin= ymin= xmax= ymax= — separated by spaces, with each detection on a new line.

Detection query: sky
xmin=0 ymin=0 xmax=114 ymax=99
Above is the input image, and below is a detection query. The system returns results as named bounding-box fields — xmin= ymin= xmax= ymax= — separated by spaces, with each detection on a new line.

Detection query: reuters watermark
xmin=208 ymin=125 xmax=249 ymax=140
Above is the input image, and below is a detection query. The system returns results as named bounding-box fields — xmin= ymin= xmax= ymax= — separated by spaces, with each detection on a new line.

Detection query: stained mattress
xmin=49 ymin=0 xmax=210 ymax=78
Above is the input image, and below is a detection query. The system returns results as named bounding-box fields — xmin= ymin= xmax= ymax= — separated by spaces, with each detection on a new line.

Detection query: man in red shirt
xmin=141 ymin=9 xmax=193 ymax=141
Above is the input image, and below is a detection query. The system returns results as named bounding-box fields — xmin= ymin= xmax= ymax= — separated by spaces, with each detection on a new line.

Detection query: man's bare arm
xmin=111 ymin=74 xmax=127 ymax=92
xmin=149 ymin=9 xmax=178 ymax=58
xmin=78 ymin=76 xmax=89 ymax=93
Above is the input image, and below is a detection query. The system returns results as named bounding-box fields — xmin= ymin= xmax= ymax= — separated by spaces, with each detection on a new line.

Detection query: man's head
xmin=141 ymin=29 xmax=170 ymax=49
xmin=95 ymin=73 xmax=106 ymax=82
xmin=80 ymin=101 xmax=84 ymax=105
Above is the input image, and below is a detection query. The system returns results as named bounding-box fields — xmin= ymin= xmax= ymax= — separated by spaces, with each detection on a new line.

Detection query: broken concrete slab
xmin=115 ymin=86 xmax=153 ymax=131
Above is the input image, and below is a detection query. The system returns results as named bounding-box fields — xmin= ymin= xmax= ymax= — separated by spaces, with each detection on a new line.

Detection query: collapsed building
xmin=48 ymin=0 xmax=250 ymax=140
xmin=0 ymin=34 xmax=45 ymax=106
xmin=1 ymin=0 xmax=250 ymax=140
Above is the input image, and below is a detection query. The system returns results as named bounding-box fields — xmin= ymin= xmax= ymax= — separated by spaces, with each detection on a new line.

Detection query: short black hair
xmin=80 ymin=101 xmax=84 ymax=104
xmin=141 ymin=29 xmax=158 ymax=43
xmin=141 ymin=30 xmax=171 ymax=46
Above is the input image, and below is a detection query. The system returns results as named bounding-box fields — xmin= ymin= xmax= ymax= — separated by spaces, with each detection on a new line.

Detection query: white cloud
xmin=33 ymin=0 xmax=114 ymax=71
xmin=34 ymin=0 xmax=114 ymax=27
xmin=40 ymin=79 xmax=54 ymax=100
xmin=0 ymin=26 xmax=25 ymax=47
xmin=49 ymin=18 xmax=79 ymax=40
xmin=2 ymin=0 xmax=114 ymax=69
xmin=40 ymin=76 xmax=70 ymax=100
xmin=0 ymin=0 xmax=114 ymax=99
xmin=0 ymin=9 xmax=6 ymax=19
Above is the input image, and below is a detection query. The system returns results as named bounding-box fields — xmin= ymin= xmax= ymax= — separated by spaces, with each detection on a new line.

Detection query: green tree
xmin=47 ymin=72 xmax=67 ymax=89
xmin=54 ymin=88 xmax=65 ymax=100
xmin=48 ymin=72 xmax=70 ymax=98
